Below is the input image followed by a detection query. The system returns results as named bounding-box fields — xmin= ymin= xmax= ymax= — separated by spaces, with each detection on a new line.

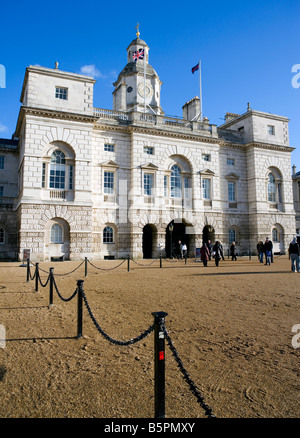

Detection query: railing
xmin=50 ymin=190 xmax=66 ymax=199
xmin=94 ymin=107 xmax=216 ymax=135
xmin=93 ymin=108 xmax=129 ymax=121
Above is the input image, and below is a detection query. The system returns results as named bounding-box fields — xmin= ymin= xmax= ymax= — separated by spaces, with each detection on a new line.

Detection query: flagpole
xmin=144 ymin=51 xmax=146 ymax=114
xmin=199 ymin=60 xmax=202 ymax=122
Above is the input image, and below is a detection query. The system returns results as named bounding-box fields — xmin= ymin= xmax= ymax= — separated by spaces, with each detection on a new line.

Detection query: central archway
xmin=165 ymin=220 xmax=191 ymax=258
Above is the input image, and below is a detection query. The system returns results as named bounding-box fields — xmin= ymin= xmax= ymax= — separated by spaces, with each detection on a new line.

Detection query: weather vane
xmin=136 ymin=22 xmax=140 ymax=38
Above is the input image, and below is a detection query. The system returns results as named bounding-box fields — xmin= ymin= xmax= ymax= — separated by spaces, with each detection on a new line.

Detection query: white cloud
xmin=80 ymin=64 xmax=104 ymax=78
xmin=0 ymin=122 xmax=8 ymax=133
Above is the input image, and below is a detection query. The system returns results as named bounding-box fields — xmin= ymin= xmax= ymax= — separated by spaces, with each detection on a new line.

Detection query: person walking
xmin=230 ymin=242 xmax=237 ymax=261
xmin=200 ymin=242 xmax=210 ymax=267
xmin=213 ymin=241 xmax=224 ymax=267
xmin=288 ymin=237 xmax=300 ymax=272
xmin=257 ymin=241 xmax=264 ymax=263
xmin=207 ymin=240 xmax=213 ymax=260
xmin=264 ymin=238 xmax=273 ymax=265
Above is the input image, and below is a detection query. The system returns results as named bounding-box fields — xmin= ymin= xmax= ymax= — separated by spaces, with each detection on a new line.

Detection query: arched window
xmin=170 ymin=165 xmax=182 ymax=198
xmin=51 ymin=224 xmax=63 ymax=244
xmin=267 ymin=173 xmax=276 ymax=203
xmin=0 ymin=227 xmax=4 ymax=244
xmin=272 ymin=228 xmax=279 ymax=242
xmin=229 ymin=228 xmax=236 ymax=243
xmin=50 ymin=151 xmax=66 ymax=189
xmin=103 ymin=226 xmax=114 ymax=243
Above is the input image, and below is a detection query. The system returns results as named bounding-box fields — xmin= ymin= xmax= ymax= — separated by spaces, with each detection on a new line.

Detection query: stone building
xmin=0 ymin=32 xmax=297 ymax=261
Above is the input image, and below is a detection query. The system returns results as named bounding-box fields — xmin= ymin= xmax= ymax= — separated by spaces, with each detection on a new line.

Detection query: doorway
xmin=202 ymin=225 xmax=215 ymax=244
xmin=143 ymin=224 xmax=153 ymax=258
xmin=165 ymin=221 xmax=190 ymax=258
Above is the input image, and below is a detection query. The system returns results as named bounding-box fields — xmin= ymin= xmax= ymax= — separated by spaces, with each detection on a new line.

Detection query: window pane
xmin=103 ymin=226 xmax=114 ymax=243
xmin=228 ymin=182 xmax=235 ymax=202
xmin=0 ymin=156 xmax=4 ymax=170
xmin=268 ymin=173 xmax=276 ymax=202
xmin=170 ymin=165 xmax=182 ymax=198
xmin=51 ymin=224 xmax=63 ymax=243
xmin=50 ymin=151 xmax=66 ymax=189
xmin=202 ymin=178 xmax=211 ymax=199
xmin=104 ymin=171 xmax=114 ymax=194
xmin=144 ymin=173 xmax=154 ymax=196
xmin=229 ymin=228 xmax=236 ymax=243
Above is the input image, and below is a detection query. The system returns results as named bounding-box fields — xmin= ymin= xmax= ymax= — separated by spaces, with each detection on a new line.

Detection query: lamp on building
xmin=169 ymin=222 xmax=174 ymax=259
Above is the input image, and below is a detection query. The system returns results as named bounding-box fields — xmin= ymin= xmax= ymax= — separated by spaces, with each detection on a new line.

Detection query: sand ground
xmin=0 ymin=255 xmax=299 ymax=419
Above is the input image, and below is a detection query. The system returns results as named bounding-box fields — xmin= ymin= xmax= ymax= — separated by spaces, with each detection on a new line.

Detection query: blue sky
xmin=1 ymin=0 xmax=299 ymax=169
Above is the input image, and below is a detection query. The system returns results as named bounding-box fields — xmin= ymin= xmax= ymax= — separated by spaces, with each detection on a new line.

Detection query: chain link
xmin=82 ymin=289 xmax=154 ymax=345
xmin=163 ymin=325 xmax=215 ymax=418
xmin=87 ymin=259 xmax=126 ymax=271
xmin=38 ymin=271 xmax=50 ymax=288
xmin=130 ymin=257 xmax=159 ymax=267
xmin=52 ymin=276 xmax=78 ymax=302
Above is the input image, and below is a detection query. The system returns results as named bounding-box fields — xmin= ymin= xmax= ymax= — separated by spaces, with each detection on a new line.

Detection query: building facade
xmin=0 ymin=33 xmax=297 ymax=261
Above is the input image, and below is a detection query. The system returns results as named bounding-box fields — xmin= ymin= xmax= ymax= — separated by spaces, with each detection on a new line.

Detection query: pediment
xmin=141 ymin=162 xmax=159 ymax=170
xmin=225 ymin=172 xmax=239 ymax=180
xmin=100 ymin=160 xmax=120 ymax=168
xmin=199 ymin=168 xmax=215 ymax=176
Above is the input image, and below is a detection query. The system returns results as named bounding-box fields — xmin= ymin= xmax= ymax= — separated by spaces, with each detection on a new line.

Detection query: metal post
xmin=77 ymin=280 xmax=84 ymax=338
xmin=152 ymin=311 xmax=168 ymax=419
xmin=160 ymin=253 xmax=162 ymax=269
xmin=35 ymin=263 xmax=39 ymax=292
xmin=185 ymin=252 xmax=187 ymax=265
xmin=26 ymin=258 xmax=30 ymax=282
xmin=85 ymin=257 xmax=88 ymax=277
xmin=49 ymin=267 xmax=54 ymax=307
xmin=127 ymin=255 xmax=130 ymax=272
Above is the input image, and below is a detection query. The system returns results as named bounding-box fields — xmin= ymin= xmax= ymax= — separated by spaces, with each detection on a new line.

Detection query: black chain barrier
xmin=25 ymin=259 xmax=215 ymax=418
xmin=82 ymin=289 xmax=154 ymax=345
xmin=87 ymin=258 xmax=126 ymax=271
xmin=163 ymin=326 xmax=215 ymax=418
xmin=52 ymin=275 xmax=78 ymax=302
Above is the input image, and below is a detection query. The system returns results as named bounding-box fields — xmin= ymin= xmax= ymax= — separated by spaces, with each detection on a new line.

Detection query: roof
xmin=0 ymin=138 xmax=18 ymax=151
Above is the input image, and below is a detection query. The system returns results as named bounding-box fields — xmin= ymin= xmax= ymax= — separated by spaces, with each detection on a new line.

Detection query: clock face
xmin=137 ymin=82 xmax=153 ymax=98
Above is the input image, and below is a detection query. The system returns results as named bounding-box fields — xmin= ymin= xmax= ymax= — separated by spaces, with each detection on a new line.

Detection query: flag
xmin=133 ymin=48 xmax=145 ymax=62
xmin=192 ymin=63 xmax=199 ymax=74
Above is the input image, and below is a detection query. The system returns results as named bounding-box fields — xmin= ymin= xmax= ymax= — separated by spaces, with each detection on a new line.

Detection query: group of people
xmin=256 ymin=238 xmax=273 ymax=265
xmin=200 ymin=240 xmax=226 ymax=267
xmin=171 ymin=240 xmax=187 ymax=259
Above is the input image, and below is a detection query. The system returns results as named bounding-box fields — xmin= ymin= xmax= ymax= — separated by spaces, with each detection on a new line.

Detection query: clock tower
xmin=113 ymin=28 xmax=163 ymax=115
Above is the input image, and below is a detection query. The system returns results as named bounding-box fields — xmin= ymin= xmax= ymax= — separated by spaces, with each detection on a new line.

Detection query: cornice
xmin=245 ymin=141 xmax=294 ymax=153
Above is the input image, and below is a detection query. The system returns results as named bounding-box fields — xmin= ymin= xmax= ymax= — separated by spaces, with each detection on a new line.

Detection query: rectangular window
xmin=184 ymin=177 xmax=191 ymax=199
xmin=202 ymin=178 xmax=211 ymax=199
xmin=0 ymin=156 xmax=4 ymax=170
xmin=0 ymin=186 xmax=3 ymax=197
xmin=104 ymin=171 xmax=114 ymax=194
xmin=202 ymin=154 xmax=211 ymax=162
xmin=268 ymin=125 xmax=275 ymax=135
xmin=164 ymin=175 xmax=168 ymax=197
xmin=42 ymin=163 xmax=46 ymax=188
xmin=227 ymin=158 xmax=235 ymax=166
xmin=144 ymin=173 xmax=154 ymax=196
xmin=144 ymin=146 xmax=154 ymax=155
xmin=55 ymin=87 xmax=68 ymax=100
xmin=69 ymin=165 xmax=73 ymax=190
xmin=228 ymin=181 xmax=236 ymax=202
xmin=104 ymin=144 xmax=115 ymax=152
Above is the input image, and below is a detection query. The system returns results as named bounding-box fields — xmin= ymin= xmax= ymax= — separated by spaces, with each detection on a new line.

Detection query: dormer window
xmin=55 ymin=87 xmax=68 ymax=100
